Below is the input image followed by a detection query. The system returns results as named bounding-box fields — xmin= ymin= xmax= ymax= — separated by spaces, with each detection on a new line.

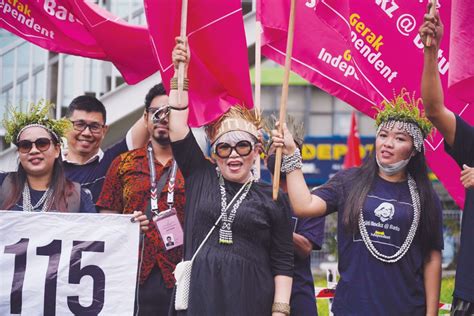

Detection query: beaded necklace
xmin=358 ymin=174 xmax=420 ymax=263
xmin=217 ymin=168 xmax=253 ymax=244
xmin=22 ymin=183 xmax=54 ymax=212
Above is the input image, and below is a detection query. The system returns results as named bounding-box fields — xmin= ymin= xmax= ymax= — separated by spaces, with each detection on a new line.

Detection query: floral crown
xmin=374 ymin=89 xmax=433 ymax=137
xmin=3 ymin=101 xmax=72 ymax=144
xmin=206 ymin=105 xmax=262 ymax=144
xmin=374 ymin=89 xmax=433 ymax=152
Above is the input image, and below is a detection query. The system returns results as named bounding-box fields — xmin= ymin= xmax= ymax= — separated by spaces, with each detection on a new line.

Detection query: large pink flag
xmin=259 ymin=0 xmax=472 ymax=208
xmin=448 ymin=0 xmax=474 ymax=102
xmin=145 ymin=0 xmax=253 ymax=127
xmin=0 ymin=0 xmax=157 ymax=84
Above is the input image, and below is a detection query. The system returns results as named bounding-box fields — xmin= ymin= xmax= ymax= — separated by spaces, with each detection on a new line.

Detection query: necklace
xmin=217 ymin=168 xmax=253 ymax=244
xmin=358 ymin=174 xmax=420 ymax=263
xmin=22 ymin=183 xmax=53 ymax=212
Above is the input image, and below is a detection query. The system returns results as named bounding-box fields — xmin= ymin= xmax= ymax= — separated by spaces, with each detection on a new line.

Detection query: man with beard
xmin=97 ymin=84 xmax=185 ymax=315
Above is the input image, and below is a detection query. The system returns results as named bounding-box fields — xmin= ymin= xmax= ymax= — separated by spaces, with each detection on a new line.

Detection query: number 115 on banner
xmin=0 ymin=211 xmax=140 ymax=316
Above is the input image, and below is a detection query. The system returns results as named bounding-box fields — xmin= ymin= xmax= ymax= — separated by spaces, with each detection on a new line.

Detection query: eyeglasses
xmin=17 ymin=138 xmax=52 ymax=153
xmin=214 ymin=140 xmax=253 ymax=158
xmin=70 ymin=120 xmax=104 ymax=134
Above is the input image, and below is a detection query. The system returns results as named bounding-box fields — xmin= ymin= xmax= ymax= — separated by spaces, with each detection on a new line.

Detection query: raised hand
xmin=271 ymin=122 xmax=298 ymax=156
xmin=172 ymin=36 xmax=190 ymax=73
xmin=419 ymin=2 xmax=443 ymax=48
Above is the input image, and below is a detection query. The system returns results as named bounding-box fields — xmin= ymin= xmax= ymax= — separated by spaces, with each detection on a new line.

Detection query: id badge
xmin=153 ymin=208 xmax=184 ymax=251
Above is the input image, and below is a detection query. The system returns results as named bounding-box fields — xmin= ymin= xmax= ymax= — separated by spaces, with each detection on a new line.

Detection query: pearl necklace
xmin=217 ymin=168 xmax=253 ymax=244
xmin=358 ymin=174 xmax=420 ymax=263
xmin=22 ymin=183 xmax=53 ymax=212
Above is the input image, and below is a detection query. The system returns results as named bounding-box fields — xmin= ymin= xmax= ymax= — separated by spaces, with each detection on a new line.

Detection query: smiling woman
xmin=167 ymin=37 xmax=293 ymax=316
xmin=0 ymin=102 xmax=96 ymax=214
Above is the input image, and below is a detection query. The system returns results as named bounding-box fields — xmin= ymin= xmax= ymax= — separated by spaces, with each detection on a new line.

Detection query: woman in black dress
xmin=167 ymin=38 xmax=293 ymax=316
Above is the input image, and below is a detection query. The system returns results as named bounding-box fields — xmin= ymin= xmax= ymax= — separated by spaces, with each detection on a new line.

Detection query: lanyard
xmin=147 ymin=144 xmax=177 ymax=214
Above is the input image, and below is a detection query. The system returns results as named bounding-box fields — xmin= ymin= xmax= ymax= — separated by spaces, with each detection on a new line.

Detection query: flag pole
xmin=254 ymin=19 xmax=262 ymax=180
xmin=273 ymin=0 xmax=296 ymax=200
xmin=178 ymin=0 xmax=188 ymax=105
xmin=426 ymin=0 xmax=436 ymax=47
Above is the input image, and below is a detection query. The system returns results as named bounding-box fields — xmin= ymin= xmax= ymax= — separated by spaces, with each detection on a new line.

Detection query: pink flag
xmin=259 ymin=0 xmax=472 ymax=208
xmin=448 ymin=0 xmax=474 ymax=102
xmin=144 ymin=0 xmax=253 ymax=127
xmin=0 ymin=0 xmax=157 ymax=84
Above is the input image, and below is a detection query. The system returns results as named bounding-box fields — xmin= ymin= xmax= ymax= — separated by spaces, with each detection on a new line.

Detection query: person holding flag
xmin=167 ymin=37 xmax=293 ymax=316
xmin=272 ymin=91 xmax=443 ymax=315
xmin=420 ymin=7 xmax=474 ymax=315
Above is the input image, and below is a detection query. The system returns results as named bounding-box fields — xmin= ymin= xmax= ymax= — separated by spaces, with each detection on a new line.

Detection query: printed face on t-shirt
xmin=375 ymin=126 xmax=415 ymax=166
xmin=354 ymin=178 xmax=414 ymax=256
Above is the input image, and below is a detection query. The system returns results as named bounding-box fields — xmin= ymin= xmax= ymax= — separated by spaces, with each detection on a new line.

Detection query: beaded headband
xmin=3 ymin=101 xmax=72 ymax=145
xmin=206 ymin=105 xmax=261 ymax=145
xmin=374 ymin=89 xmax=433 ymax=152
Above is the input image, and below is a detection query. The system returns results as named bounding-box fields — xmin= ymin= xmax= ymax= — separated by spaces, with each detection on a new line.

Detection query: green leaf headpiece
xmin=3 ymin=101 xmax=72 ymax=145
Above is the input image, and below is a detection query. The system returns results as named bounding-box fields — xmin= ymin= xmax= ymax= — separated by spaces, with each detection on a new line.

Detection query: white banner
xmin=0 ymin=211 xmax=140 ymax=316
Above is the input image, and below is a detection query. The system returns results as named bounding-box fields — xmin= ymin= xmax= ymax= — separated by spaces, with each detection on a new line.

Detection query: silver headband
xmin=376 ymin=120 xmax=424 ymax=152
xmin=16 ymin=124 xmax=60 ymax=143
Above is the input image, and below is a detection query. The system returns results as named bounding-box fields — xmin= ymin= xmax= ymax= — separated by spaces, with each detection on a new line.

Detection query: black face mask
xmin=266 ymin=153 xmax=286 ymax=180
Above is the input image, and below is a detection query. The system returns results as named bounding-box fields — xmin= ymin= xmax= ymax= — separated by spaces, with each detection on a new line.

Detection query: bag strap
xmin=190 ymin=179 xmax=252 ymax=262
xmin=145 ymin=166 xmax=172 ymax=220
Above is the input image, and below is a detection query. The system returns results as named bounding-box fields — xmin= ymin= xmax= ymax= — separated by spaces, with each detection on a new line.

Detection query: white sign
xmin=0 ymin=211 xmax=140 ymax=316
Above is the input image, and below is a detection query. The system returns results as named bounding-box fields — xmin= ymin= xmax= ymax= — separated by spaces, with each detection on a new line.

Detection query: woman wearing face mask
xmin=0 ymin=104 xmax=149 ymax=230
xmin=167 ymin=38 xmax=293 ymax=316
xmin=273 ymin=90 xmax=443 ymax=316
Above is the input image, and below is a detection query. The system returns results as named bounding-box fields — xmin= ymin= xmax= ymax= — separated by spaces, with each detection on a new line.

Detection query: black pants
xmin=135 ymin=266 xmax=173 ymax=316
xmin=452 ymin=296 xmax=474 ymax=316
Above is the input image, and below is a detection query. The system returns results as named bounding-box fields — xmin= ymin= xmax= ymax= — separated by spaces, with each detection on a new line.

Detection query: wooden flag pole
xmin=426 ymin=0 xmax=436 ymax=47
xmin=272 ymin=0 xmax=296 ymax=200
xmin=178 ymin=0 xmax=189 ymax=105
xmin=254 ymin=20 xmax=262 ymax=180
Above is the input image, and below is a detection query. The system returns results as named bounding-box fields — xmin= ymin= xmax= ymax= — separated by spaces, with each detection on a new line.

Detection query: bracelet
xmin=272 ymin=302 xmax=290 ymax=315
xmin=170 ymin=77 xmax=189 ymax=91
xmin=169 ymin=105 xmax=189 ymax=111
xmin=281 ymin=148 xmax=303 ymax=174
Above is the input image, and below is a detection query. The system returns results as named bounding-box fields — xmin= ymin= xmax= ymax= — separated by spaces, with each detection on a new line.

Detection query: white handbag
xmin=173 ymin=179 xmax=251 ymax=310
xmin=174 ymin=260 xmax=193 ymax=310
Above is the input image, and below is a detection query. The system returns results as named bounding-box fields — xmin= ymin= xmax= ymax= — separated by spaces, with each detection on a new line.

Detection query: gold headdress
xmin=206 ymin=105 xmax=262 ymax=144
xmin=374 ymin=89 xmax=433 ymax=152
xmin=3 ymin=101 xmax=72 ymax=144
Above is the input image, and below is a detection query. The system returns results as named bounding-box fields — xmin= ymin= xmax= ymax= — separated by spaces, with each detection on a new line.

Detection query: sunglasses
xmin=149 ymin=106 xmax=169 ymax=123
xmin=70 ymin=120 xmax=104 ymax=134
xmin=214 ymin=140 xmax=253 ymax=159
xmin=17 ymin=138 xmax=53 ymax=153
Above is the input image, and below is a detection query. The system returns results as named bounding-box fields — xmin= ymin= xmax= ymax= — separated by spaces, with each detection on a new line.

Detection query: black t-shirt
xmin=313 ymin=169 xmax=443 ymax=316
xmin=445 ymin=115 xmax=474 ymax=302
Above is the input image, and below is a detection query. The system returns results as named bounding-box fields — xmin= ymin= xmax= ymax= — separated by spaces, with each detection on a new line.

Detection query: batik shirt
xmin=96 ymin=146 xmax=185 ymax=287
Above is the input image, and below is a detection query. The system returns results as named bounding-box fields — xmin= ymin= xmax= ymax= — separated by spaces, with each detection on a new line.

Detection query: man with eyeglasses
xmin=62 ymin=95 xmax=149 ymax=205
xmin=97 ymin=84 xmax=185 ymax=315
